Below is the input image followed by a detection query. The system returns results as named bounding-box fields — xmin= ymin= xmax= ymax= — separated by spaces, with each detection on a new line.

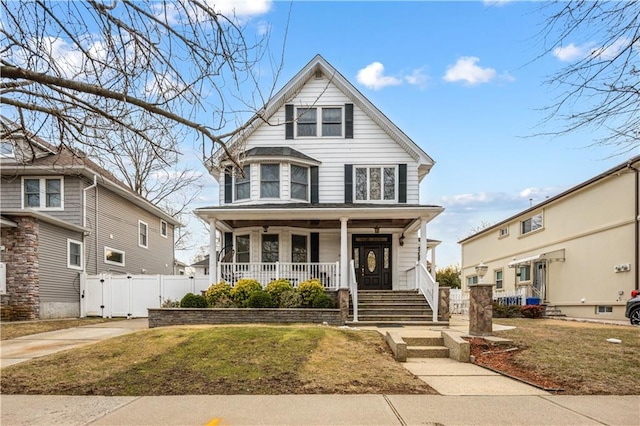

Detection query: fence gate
xmin=80 ymin=274 xmax=210 ymax=318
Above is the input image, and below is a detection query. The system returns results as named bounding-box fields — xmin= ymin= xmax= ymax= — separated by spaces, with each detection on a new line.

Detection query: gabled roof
xmin=0 ymin=117 xmax=180 ymax=226
xmin=458 ymin=154 xmax=640 ymax=244
xmin=212 ymin=55 xmax=435 ymax=178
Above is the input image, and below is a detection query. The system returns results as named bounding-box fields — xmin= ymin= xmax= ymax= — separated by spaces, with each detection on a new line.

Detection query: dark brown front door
xmin=352 ymin=234 xmax=392 ymax=290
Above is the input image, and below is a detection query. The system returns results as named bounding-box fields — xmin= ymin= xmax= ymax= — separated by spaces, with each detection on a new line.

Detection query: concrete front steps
xmin=347 ymin=290 xmax=448 ymax=326
xmin=385 ymin=331 xmax=470 ymax=363
xmin=404 ymin=337 xmax=450 ymax=359
xmin=543 ymin=304 xmax=566 ymax=318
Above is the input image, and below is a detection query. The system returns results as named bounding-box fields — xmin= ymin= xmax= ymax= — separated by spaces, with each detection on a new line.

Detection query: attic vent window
xmin=315 ymin=70 xmax=323 ymax=79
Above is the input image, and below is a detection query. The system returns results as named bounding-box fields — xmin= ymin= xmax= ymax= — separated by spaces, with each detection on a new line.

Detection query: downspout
xmin=83 ymin=175 xmax=98 ymax=274
xmin=630 ymin=162 xmax=639 ymax=290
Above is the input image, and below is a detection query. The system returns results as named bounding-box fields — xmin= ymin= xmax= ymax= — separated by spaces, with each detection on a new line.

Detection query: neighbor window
xmin=355 ymin=166 xmax=396 ymax=202
xmin=67 ymin=239 xmax=83 ymax=270
xmin=596 ymin=305 xmax=613 ymax=315
xmin=236 ymin=235 xmax=250 ymax=263
xmin=296 ymin=107 xmax=343 ymax=137
xmin=466 ymin=276 xmax=478 ymax=286
xmin=104 ymin=247 xmax=125 ymax=266
xmin=262 ymin=234 xmax=279 ymax=263
xmin=291 ymin=234 xmax=308 ymax=263
xmin=139 ymin=220 xmax=148 ymax=248
xmin=160 ymin=220 xmax=168 ymax=238
xmin=235 ymin=165 xmax=250 ymax=201
xmin=22 ymin=177 xmax=63 ymax=209
xmin=521 ymin=213 xmax=543 ymax=235
xmin=290 ymin=165 xmax=308 ymax=201
xmin=260 ymin=164 xmax=280 ymax=198
xmin=499 ymin=227 xmax=509 ymax=237
xmin=0 ymin=142 xmax=14 ymax=158
xmin=495 ymin=269 xmax=503 ymax=289
xmin=518 ymin=265 xmax=531 ymax=282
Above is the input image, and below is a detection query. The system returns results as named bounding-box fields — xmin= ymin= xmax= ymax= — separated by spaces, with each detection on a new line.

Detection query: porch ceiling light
xmin=374 ymin=226 xmax=380 ymax=234
xmin=263 ymin=225 xmax=269 ymax=233
xmin=399 ymin=233 xmax=405 ymax=246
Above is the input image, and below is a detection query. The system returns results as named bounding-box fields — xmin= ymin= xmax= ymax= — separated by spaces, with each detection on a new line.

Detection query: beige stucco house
xmin=459 ymin=155 xmax=639 ymax=321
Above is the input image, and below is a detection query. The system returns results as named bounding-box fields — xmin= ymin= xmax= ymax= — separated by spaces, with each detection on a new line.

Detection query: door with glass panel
xmin=352 ymin=235 xmax=392 ymax=290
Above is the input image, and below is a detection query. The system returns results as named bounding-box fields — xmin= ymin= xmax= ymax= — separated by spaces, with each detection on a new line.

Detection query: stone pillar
xmin=337 ymin=288 xmax=350 ymax=324
xmin=469 ymin=283 xmax=493 ymax=336
xmin=1 ymin=217 xmax=40 ymax=321
xmin=438 ymin=286 xmax=450 ymax=322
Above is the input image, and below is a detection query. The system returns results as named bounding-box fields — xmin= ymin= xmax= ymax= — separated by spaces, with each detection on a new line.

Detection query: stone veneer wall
xmin=1 ymin=217 xmax=40 ymax=320
xmin=148 ymin=308 xmax=343 ymax=328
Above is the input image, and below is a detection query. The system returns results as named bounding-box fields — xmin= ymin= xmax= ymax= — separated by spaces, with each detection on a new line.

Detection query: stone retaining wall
xmin=148 ymin=308 xmax=344 ymax=328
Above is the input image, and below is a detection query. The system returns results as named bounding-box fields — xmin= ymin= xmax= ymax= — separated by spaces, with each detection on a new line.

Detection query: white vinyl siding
xmin=224 ymin=78 xmax=419 ymax=205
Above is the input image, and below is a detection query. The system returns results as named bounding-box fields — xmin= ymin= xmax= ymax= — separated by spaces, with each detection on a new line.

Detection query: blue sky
xmin=179 ymin=0 xmax=638 ymax=267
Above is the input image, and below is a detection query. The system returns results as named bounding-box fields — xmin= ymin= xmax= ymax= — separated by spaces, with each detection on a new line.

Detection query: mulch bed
xmin=466 ymin=338 xmax=565 ymax=391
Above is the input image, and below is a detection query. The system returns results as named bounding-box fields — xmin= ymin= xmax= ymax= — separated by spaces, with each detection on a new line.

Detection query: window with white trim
xmin=495 ymin=269 xmax=503 ymax=289
xmin=1 ymin=142 xmax=15 ymax=158
xmin=354 ymin=166 xmax=397 ymax=202
xmin=236 ymin=234 xmax=250 ymax=263
xmin=290 ymin=165 xmax=308 ymax=201
xmin=518 ymin=265 xmax=531 ymax=282
xmin=466 ymin=275 xmax=478 ymax=286
xmin=291 ymin=234 xmax=308 ymax=263
xmin=160 ymin=220 xmax=168 ymax=238
xmin=261 ymin=234 xmax=279 ymax=263
xmin=499 ymin=227 xmax=509 ymax=237
xmin=296 ymin=107 xmax=343 ymax=137
xmin=260 ymin=164 xmax=280 ymax=198
xmin=521 ymin=213 xmax=543 ymax=235
xmin=104 ymin=247 xmax=125 ymax=266
xmin=596 ymin=305 xmax=613 ymax=315
xmin=22 ymin=177 xmax=63 ymax=209
xmin=235 ymin=165 xmax=250 ymax=201
xmin=139 ymin=220 xmax=148 ymax=248
xmin=67 ymin=239 xmax=83 ymax=270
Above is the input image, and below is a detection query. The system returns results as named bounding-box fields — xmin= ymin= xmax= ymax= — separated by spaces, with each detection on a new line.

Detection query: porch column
xmin=340 ymin=217 xmax=348 ymax=288
xmin=430 ymin=246 xmax=436 ymax=275
xmin=419 ymin=217 xmax=428 ymax=270
xmin=209 ymin=219 xmax=217 ymax=282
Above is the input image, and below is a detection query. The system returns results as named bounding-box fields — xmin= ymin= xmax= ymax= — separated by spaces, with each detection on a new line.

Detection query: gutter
xmin=629 ymin=161 xmax=639 ymax=290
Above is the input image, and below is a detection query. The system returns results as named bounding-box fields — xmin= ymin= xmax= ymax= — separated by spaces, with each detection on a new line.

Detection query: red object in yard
xmin=631 ymin=289 xmax=639 ymax=298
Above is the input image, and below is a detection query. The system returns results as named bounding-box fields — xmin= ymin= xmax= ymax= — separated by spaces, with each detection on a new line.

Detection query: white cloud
xmin=404 ymin=67 xmax=430 ymax=89
xmin=590 ymin=37 xmax=631 ymax=60
xmin=154 ymin=1 xmax=271 ymax=26
xmin=356 ymin=62 xmax=402 ymax=90
xmin=553 ymin=43 xmax=586 ymax=62
xmin=483 ymin=0 xmax=513 ymax=5
xmin=206 ymin=0 xmax=272 ymax=17
xmin=443 ymin=56 xmax=497 ymax=85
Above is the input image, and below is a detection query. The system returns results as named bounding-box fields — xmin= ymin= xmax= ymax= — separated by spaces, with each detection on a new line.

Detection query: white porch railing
xmin=217 ymin=262 xmax=339 ymax=290
xmin=408 ymin=261 xmax=439 ymax=322
xmin=494 ymin=288 xmax=527 ymax=306
xmin=348 ymin=259 xmax=358 ymax=322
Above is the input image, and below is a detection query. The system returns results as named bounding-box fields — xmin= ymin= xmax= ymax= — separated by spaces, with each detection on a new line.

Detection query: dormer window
xmin=296 ymin=107 xmax=343 ymax=137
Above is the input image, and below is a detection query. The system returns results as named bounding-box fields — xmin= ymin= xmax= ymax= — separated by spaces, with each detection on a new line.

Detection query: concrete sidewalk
xmin=2 ymin=394 xmax=638 ymax=425
xmin=0 ymin=318 xmax=148 ymax=368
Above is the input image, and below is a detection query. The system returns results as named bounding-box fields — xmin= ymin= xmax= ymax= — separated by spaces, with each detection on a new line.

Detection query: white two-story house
xmin=195 ymin=55 xmax=443 ymax=316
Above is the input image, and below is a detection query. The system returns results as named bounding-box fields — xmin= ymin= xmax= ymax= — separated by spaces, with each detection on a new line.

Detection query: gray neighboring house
xmin=0 ymin=119 xmax=181 ymax=320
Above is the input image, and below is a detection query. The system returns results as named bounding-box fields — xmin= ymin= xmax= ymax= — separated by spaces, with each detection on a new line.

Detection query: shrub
xmin=297 ymin=279 xmax=325 ymax=307
xmin=520 ymin=305 xmax=544 ymax=319
xmin=265 ymin=279 xmax=295 ymax=307
xmin=247 ymin=290 xmax=274 ymax=308
xmin=205 ymin=281 xmax=232 ymax=307
xmin=180 ymin=293 xmax=208 ymax=308
xmin=230 ymin=278 xmax=263 ymax=308
xmin=278 ymin=289 xmax=302 ymax=308
xmin=311 ymin=292 xmax=335 ymax=308
xmin=492 ymin=302 xmax=522 ymax=318
xmin=161 ymin=298 xmax=180 ymax=308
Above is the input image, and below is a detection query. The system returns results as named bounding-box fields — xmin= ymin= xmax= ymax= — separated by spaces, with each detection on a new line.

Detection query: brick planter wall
xmin=148 ymin=308 xmax=343 ymax=328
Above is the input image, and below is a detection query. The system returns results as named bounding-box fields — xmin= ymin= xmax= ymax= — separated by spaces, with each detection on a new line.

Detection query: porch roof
xmin=194 ymin=203 xmax=443 ymax=232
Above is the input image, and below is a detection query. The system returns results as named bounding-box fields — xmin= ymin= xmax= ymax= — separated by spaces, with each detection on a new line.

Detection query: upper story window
xmin=291 ymin=165 xmax=308 ymax=201
xmin=235 ymin=165 xmax=250 ymax=201
xmin=0 ymin=142 xmax=15 ymax=158
xmin=355 ymin=166 xmax=396 ymax=202
xmin=521 ymin=213 xmax=543 ymax=235
xmin=160 ymin=220 xmax=168 ymax=238
xmin=499 ymin=227 xmax=509 ymax=238
xmin=296 ymin=107 xmax=342 ymax=137
xmin=139 ymin=220 xmax=148 ymax=248
xmin=22 ymin=177 xmax=63 ymax=210
xmin=260 ymin=164 xmax=280 ymax=198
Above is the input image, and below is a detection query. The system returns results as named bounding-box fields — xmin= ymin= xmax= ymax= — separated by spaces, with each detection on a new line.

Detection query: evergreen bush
xmin=311 ymin=292 xmax=335 ymax=308
xmin=180 ymin=292 xmax=208 ymax=308
xmin=492 ymin=302 xmax=522 ymax=318
xmin=205 ymin=281 xmax=233 ymax=307
xmin=230 ymin=278 xmax=262 ymax=307
xmin=247 ymin=290 xmax=274 ymax=308
xmin=297 ymin=279 xmax=325 ymax=307
xmin=278 ymin=289 xmax=302 ymax=308
xmin=265 ymin=279 xmax=294 ymax=307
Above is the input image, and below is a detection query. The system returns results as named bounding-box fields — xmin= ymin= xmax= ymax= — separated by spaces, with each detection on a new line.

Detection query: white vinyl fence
xmin=449 ymin=288 xmax=527 ymax=315
xmin=80 ymin=273 xmax=210 ymax=318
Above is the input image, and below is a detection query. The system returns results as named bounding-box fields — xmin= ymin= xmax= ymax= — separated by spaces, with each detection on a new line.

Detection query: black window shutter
xmin=310 ymin=232 xmax=319 ymax=263
xmin=344 ymin=164 xmax=353 ymax=203
xmin=345 ymin=103 xmax=353 ymax=139
xmin=285 ymin=104 xmax=294 ymax=139
xmin=224 ymin=166 xmax=233 ymax=203
xmin=399 ymin=164 xmax=407 ymax=204
xmin=310 ymin=166 xmax=319 ymax=204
